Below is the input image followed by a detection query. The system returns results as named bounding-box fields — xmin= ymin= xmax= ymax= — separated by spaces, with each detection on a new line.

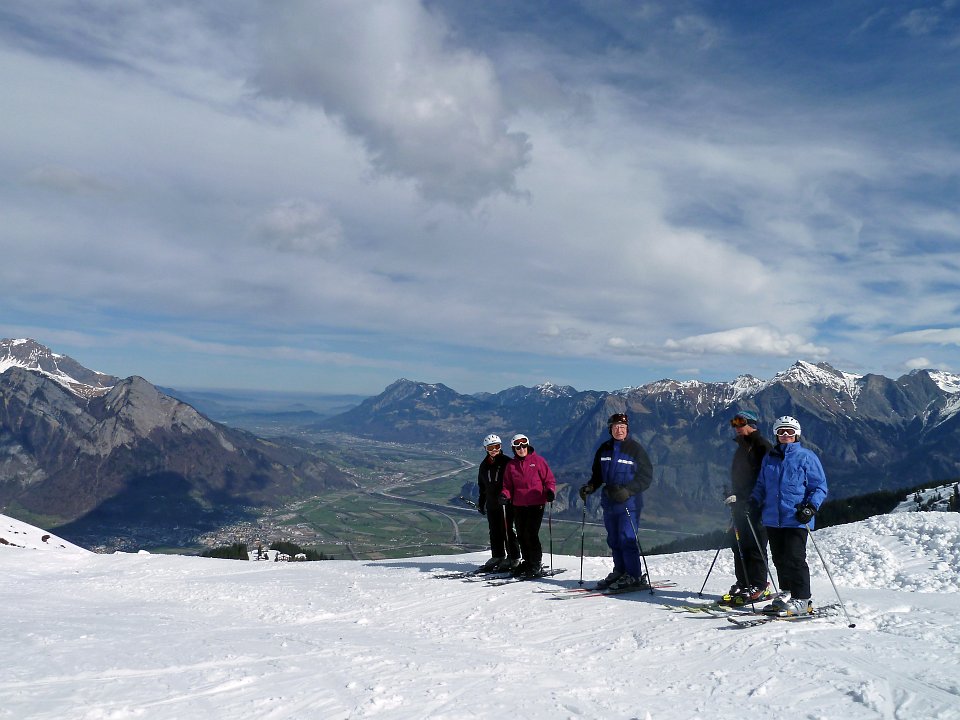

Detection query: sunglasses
xmin=512 ymin=440 xmax=529 ymax=448
xmin=730 ymin=417 xmax=748 ymax=428
xmin=485 ymin=443 xmax=501 ymax=450
xmin=776 ymin=428 xmax=797 ymax=437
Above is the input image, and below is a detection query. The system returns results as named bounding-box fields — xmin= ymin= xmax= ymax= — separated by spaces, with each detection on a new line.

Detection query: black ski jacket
xmin=730 ymin=430 xmax=773 ymax=508
xmin=477 ymin=452 xmax=511 ymax=511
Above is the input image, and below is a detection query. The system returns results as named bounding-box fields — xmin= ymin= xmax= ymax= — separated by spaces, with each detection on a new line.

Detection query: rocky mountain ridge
xmin=320 ymin=361 xmax=960 ymax=522
xmin=0 ymin=339 xmax=347 ymax=549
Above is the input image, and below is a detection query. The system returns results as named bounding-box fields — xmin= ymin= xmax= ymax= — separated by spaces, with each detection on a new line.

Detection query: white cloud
xmin=254 ymin=0 xmax=530 ymax=205
xmin=897 ymin=8 xmax=943 ymax=36
xmin=663 ymin=326 xmax=829 ymax=358
xmin=888 ymin=328 xmax=960 ymax=346
xmin=24 ymin=165 xmax=112 ymax=194
xmin=1 ymin=1 xmax=958 ymax=392
xmin=253 ymin=199 xmax=343 ymax=255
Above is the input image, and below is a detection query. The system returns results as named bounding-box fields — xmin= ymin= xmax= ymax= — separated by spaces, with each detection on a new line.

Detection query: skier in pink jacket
xmin=500 ymin=433 xmax=557 ymax=578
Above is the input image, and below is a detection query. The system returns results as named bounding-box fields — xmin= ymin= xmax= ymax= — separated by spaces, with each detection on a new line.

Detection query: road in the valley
xmin=358 ymin=456 xmax=700 ymax=557
xmin=370 ymin=457 xmax=477 ymax=547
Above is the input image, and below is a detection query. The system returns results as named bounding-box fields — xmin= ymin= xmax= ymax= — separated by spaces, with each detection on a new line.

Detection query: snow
xmin=768 ymin=361 xmax=863 ymax=401
xmin=3 ymin=512 xmax=960 ymax=719
xmin=893 ymin=483 xmax=959 ymax=515
xmin=928 ymin=371 xmax=960 ymax=395
xmin=0 ymin=339 xmax=111 ymax=398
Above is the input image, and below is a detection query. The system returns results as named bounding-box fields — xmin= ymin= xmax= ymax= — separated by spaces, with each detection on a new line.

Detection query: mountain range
xmin=5 ymin=337 xmax=960 ymax=545
xmin=319 ymin=363 xmax=960 ymax=523
xmin=0 ymin=339 xmax=347 ymax=549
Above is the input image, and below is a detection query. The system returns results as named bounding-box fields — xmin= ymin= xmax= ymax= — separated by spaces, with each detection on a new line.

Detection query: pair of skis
xmin=485 ymin=568 xmax=567 ymax=585
xmin=432 ymin=569 xmax=499 ymax=580
xmin=668 ymin=600 xmax=841 ymax=628
xmin=725 ymin=603 xmax=841 ymax=627
xmin=431 ymin=567 xmax=566 ymax=584
xmin=537 ymin=579 xmax=677 ymax=599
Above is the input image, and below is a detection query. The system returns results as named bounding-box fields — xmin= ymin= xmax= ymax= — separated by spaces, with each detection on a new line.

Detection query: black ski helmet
xmin=608 ymin=412 xmax=629 ymax=427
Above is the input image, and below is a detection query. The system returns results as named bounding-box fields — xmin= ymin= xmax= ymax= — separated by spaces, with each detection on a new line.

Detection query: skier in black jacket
xmin=723 ymin=410 xmax=773 ymax=604
xmin=476 ymin=433 xmax=520 ymax=572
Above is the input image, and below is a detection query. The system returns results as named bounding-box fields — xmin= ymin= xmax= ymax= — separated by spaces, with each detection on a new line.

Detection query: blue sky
xmin=1 ymin=0 xmax=959 ymax=395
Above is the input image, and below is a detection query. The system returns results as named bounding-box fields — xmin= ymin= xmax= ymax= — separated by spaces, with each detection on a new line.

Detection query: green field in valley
xmin=256 ymin=440 xmax=701 ymax=563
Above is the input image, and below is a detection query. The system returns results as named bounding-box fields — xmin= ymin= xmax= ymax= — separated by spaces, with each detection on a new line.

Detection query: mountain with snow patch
xmin=0 ymin=339 xmax=348 ymax=549
xmin=322 ymin=362 xmax=960 ymax=523
xmin=0 ymin=338 xmax=117 ymax=397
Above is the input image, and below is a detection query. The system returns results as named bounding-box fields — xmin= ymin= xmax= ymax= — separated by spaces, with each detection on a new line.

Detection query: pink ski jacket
xmin=502 ymin=450 xmax=557 ymax=507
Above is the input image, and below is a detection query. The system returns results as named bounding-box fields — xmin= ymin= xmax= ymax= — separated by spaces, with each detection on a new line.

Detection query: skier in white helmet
xmin=476 ymin=434 xmax=520 ymax=572
xmin=749 ymin=415 xmax=828 ymax=617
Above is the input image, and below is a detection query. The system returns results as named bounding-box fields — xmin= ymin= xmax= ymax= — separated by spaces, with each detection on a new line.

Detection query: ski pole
xmin=697 ymin=544 xmax=724 ymax=597
xmin=502 ymin=504 xmax=509 ymax=558
xmin=806 ymin=524 xmax=856 ymax=628
xmin=578 ymin=503 xmax=587 ymax=586
xmin=730 ymin=516 xmax=751 ymax=601
xmin=744 ymin=511 xmax=779 ymax=595
xmin=728 ymin=506 xmax=767 ymax=609
xmin=547 ymin=500 xmax=554 ymax=573
xmin=624 ymin=506 xmax=654 ymax=594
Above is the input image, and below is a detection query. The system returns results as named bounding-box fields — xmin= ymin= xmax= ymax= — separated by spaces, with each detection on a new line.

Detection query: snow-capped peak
xmin=769 ymin=360 xmax=862 ymax=398
xmin=926 ymin=370 xmax=960 ymax=395
xmin=0 ymin=338 xmax=117 ymax=398
xmin=532 ymin=382 xmax=576 ymax=398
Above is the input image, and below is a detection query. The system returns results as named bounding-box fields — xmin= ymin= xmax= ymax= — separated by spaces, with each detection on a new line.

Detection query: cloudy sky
xmin=2 ymin=1 xmax=959 ymax=395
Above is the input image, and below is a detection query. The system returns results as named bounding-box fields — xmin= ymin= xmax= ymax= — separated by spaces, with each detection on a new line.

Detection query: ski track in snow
xmin=2 ymin=513 xmax=960 ymax=719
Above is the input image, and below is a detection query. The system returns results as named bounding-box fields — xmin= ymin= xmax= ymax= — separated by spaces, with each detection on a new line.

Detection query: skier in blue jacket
xmin=750 ymin=415 xmax=828 ymax=616
xmin=579 ymin=413 xmax=653 ymax=591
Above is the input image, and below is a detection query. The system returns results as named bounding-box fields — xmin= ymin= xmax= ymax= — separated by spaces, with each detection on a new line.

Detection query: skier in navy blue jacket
xmin=579 ymin=413 xmax=653 ymax=591
xmin=750 ymin=415 xmax=828 ymax=617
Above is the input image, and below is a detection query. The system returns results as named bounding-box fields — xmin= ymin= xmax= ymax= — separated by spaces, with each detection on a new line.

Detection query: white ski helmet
xmin=481 ymin=433 xmax=502 ymax=448
xmin=773 ymin=415 xmax=801 ymax=436
xmin=511 ymin=433 xmax=530 ymax=447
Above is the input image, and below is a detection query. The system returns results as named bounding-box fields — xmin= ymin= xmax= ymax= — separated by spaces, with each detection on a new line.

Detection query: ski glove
xmin=499 ymin=493 xmax=511 ymax=506
xmin=608 ymin=486 xmax=631 ymax=503
xmin=578 ymin=484 xmax=595 ymax=502
xmin=795 ymin=502 xmax=816 ymax=523
xmin=545 ymin=489 xmax=555 ymax=502
xmin=478 ymin=504 xmax=486 ymax=516
xmin=724 ymin=494 xmax=737 ymax=505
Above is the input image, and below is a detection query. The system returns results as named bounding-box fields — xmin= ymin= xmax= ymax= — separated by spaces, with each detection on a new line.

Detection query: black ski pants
xmin=766 ymin=526 xmax=811 ymax=600
xmin=485 ymin=503 xmax=520 ymax=560
xmin=512 ymin=504 xmax=545 ymax=567
xmin=729 ymin=508 xmax=768 ymax=588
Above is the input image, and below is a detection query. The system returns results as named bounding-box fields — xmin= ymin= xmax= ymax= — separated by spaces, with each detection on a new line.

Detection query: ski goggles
xmin=512 ymin=438 xmax=529 ymax=448
xmin=775 ymin=427 xmax=797 ymax=437
xmin=485 ymin=443 xmax=501 ymax=450
xmin=730 ymin=416 xmax=748 ymax=428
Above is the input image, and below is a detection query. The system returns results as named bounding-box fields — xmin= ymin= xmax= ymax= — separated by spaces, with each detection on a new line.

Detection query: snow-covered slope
xmin=2 ymin=512 xmax=959 ymax=719
xmin=0 ymin=514 xmax=89 ymax=554
xmin=893 ymin=482 xmax=959 ymax=514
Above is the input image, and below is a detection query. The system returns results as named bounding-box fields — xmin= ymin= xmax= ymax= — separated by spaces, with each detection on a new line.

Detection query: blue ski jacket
xmin=587 ymin=437 xmax=653 ymax=515
xmin=751 ymin=441 xmax=828 ymax=529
